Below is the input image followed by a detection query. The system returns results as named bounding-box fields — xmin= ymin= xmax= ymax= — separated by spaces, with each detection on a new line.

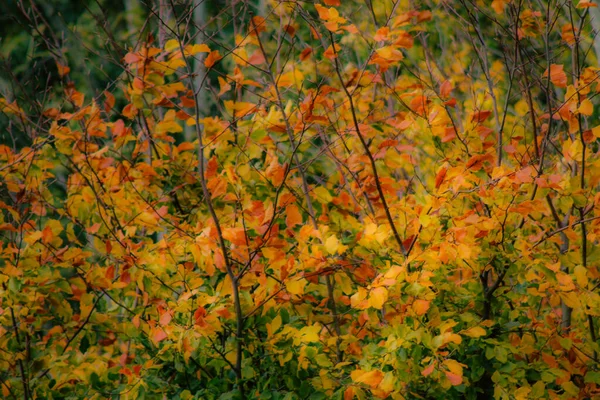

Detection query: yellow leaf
xmin=444 ymin=359 xmax=465 ymax=376
xmin=224 ymin=101 xmax=257 ymax=117
xmin=286 ymin=278 xmax=306 ymax=295
xmin=574 ymin=265 xmax=588 ymax=288
xmin=268 ymin=315 xmax=282 ymax=336
xmin=155 ymin=120 xmax=183 ymax=134
xmin=375 ymin=46 xmax=404 ymax=61
xmin=185 ymin=43 xmax=211 ymax=55
xmin=369 ymin=287 xmax=388 ymax=309
xmin=24 ymin=230 xmax=43 ymax=245
xmin=325 ymin=235 xmax=342 ymax=255
xmin=297 ymin=325 xmax=320 ymax=343
xmin=165 ymin=39 xmax=180 ymax=52
xmin=514 ymin=386 xmax=531 ymax=400
xmin=560 ymin=292 xmax=581 ymax=308
xmin=462 ymin=326 xmax=487 ymax=338
xmin=313 ymin=187 xmax=332 ymax=203
xmin=579 ymin=98 xmax=593 ymax=116
xmin=277 ymin=70 xmax=304 ymax=89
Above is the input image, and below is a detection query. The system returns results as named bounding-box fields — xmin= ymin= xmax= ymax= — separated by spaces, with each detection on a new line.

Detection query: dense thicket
xmin=1 ymin=1 xmax=600 ymax=399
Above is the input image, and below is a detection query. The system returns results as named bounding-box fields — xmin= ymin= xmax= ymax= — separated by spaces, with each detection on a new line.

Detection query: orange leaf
xmin=87 ymin=223 xmax=101 ymax=234
xmin=445 ymin=371 xmax=463 ymax=386
xmin=413 ymin=299 xmax=430 ymax=315
xmin=324 ymin=44 xmax=341 ymax=60
xmin=124 ymin=52 xmax=142 ymax=64
xmin=285 ymin=204 xmax=302 ymax=227
xmin=435 ymin=164 xmax=448 ymax=189
xmin=374 ymin=27 xmax=390 ymax=42
xmin=544 ymin=64 xmax=567 ymax=88
xmin=159 ymin=311 xmax=172 ymax=326
xmin=343 ymin=387 xmax=354 ymax=400
xmin=223 ymin=227 xmax=247 ymax=246
xmin=205 ymin=50 xmax=223 ymax=68
xmin=152 ymin=328 xmax=168 ymax=344
xmin=422 ymin=363 xmax=436 ymax=377
xmin=440 ymin=80 xmax=453 ymax=98
xmin=351 ymin=369 xmax=384 ymax=388
xmin=112 ymin=119 xmax=125 ymax=137
xmin=56 ymin=62 xmax=70 ymax=77
xmin=104 ymin=91 xmax=115 ymax=113
xmin=323 ymin=0 xmax=341 ymax=5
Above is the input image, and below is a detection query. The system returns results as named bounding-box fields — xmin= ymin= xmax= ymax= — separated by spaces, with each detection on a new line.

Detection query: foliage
xmin=1 ymin=0 xmax=600 ymax=399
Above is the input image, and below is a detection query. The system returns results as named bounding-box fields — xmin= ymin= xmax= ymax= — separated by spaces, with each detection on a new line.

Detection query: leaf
xmin=224 ymin=101 xmax=257 ymax=117
xmin=445 ymin=371 xmax=462 ymax=386
xmin=374 ymin=27 xmax=390 ymax=42
xmin=544 ymin=64 xmax=567 ymax=88
xmin=443 ymin=359 xmax=465 ymax=376
xmin=56 ymin=62 xmax=70 ymax=77
xmin=155 ymin=120 xmax=183 ymax=134
xmin=313 ymin=187 xmax=333 ymax=203
xmin=325 ymin=235 xmax=341 ymax=255
xmin=369 ymin=287 xmax=388 ymax=309
xmin=462 ymin=326 xmax=487 ymax=338
xmin=324 ymin=44 xmax=341 ymax=60
xmin=164 ymin=39 xmax=180 ymax=52
xmin=223 ymin=227 xmax=247 ymax=246
xmin=218 ymin=77 xmax=232 ymax=96
xmin=412 ymin=299 xmax=430 ymax=316
xmin=574 ymin=265 xmax=588 ymax=288
xmin=491 ymin=0 xmax=506 ymax=13
xmin=422 ymin=363 xmax=435 ymax=377
xmin=185 ymin=43 xmax=211 ymax=55
xmin=204 ymin=50 xmax=222 ymax=68
xmin=286 ymin=278 xmax=306 ymax=295
xmin=152 ymin=328 xmax=168 ymax=345
xmin=579 ymin=98 xmax=593 ymax=116
xmin=351 ymin=369 xmax=384 ymax=388
xmin=513 ymin=386 xmax=531 ymax=400
xmin=435 ymin=164 xmax=448 ymax=189
xmin=285 ymin=204 xmax=303 ymax=227
xmin=439 ymin=80 xmax=453 ymax=98
xmin=297 ymin=325 xmax=321 ymax=343
xmin=277 ymin=70 xmax=304 ymax=88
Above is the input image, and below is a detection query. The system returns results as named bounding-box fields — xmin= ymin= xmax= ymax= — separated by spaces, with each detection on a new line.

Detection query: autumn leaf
xmin=205 ymin=50 xmax=223 ymax=68
xmin=544 ymin=64 xmax=568 ymax=88
xmin=56 ymin=62 xmax=70 ymax=77
xmin=461 ymin=326 xmax=487 ymax=338
xmin=285 ymin=204 xmax=303 ymax=227
xmin=445 ymin=371 xmax=463 ymax=386
xmin=351 ymin=369 xmax=384 ymax=388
